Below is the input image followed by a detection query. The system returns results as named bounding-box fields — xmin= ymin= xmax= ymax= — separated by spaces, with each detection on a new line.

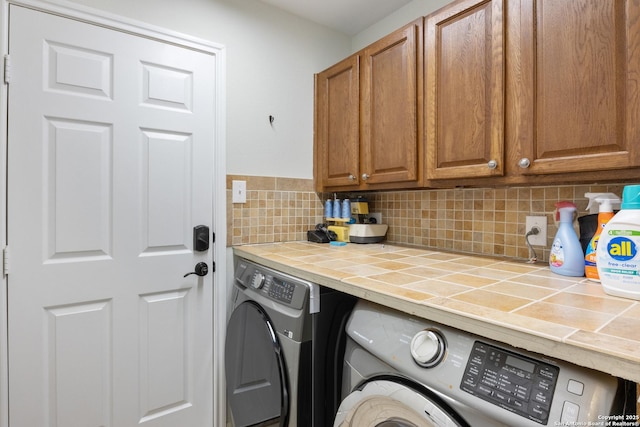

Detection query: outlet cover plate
xmin=525 ymin=216 xmax=547 ymax=246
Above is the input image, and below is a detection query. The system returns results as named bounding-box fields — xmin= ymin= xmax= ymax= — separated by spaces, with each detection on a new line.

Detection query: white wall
xmin=352 ymin=0 xmax=452 ymax=51
xmin=65 ymin=0 xmax=455 ymax=180
xmin=66 ymin=0 xmax=351 ymax=180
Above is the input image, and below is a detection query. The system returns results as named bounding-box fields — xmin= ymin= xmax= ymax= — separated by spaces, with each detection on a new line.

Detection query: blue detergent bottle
xmin=549 ymin=202 xmax=585 ymax=276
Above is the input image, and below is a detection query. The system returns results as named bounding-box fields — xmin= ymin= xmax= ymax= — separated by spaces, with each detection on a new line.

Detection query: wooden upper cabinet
xmin=360 ymin=18 xmax=424 ymax=186
xmin=314 ymin=19 xmax=423 ymax=192
xmin=314 ymin=55 xmax=360 ymax=191
xmin=425 ymin=0 xmax=505 ymax=180
xmin=508 ymin=0 xmax=640 ymax=175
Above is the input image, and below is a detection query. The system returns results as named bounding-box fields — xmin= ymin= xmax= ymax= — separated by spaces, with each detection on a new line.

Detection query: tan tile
xmin=427 ymin=298 xmax=577 ymax=341
xmin=403 ymin=279 xmax=472 ymax=297
xmin=463 ymin=267 xmax=523 ymax=281
xmin=490 ymin=262 xmax=541 ymax=274
xmin=565 ymin=330 xmax=640 ymax=363
xmin=426 ymin=261 xmax=477 ymax=272
xmin=542 ymin=292 xmax=633 ymax=315
xmin=367 ymin=271 xmax=424 ymax=286
xmin=370 ymin=253 xmax=411 ymax=261
xmin=337 ymin=264 xmax=391 ymax=277
xmin=511 ymin=274 xmax=578 ymax=290
xmin=342 ymin=276 xmax=434 ymax=301
xmin=400 ymin=266 xmax=451 ymax=280
xmin=514 ymin=302 xmax=613 ymax=331
xmin=371 ymin=260 xmax=415 ymax=271
xmin=439 ymin=273 xmax=498 ymax=287
xmin=621 ymin=304 xmax=640 ymax=319
xmin=599 ymin=316 xmax=640 ymax=342
xmin=451 ymin=289 xmax=532 ymax=312
xmin=484 ymin=282 xmax=558 ymax=300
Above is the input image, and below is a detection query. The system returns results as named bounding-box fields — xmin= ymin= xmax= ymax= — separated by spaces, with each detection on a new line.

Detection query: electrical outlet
xmin=232 ymin=180 xmax=246 ymax=203
xmin=369 ymin=212 xmax=382 ymax=224
xmin=525 ymin=216 xmax=547 ymax=246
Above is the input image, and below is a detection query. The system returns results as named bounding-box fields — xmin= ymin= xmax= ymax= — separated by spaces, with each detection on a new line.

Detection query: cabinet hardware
xmin=518 ymin=158 xmax=531 ymax=168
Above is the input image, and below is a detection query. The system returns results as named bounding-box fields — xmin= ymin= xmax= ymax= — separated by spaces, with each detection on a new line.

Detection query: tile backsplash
xmin=227 ymin=175 xmax=633 ymax=262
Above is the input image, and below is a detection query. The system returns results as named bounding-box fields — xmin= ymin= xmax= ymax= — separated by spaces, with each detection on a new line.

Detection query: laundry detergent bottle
xmin=596 ymin=185 xmax=640 ymax=300
xmin=549 ymin=202 xmax=585 ymax=276
xmin=584 ymin=194 xmax=620 ymax=281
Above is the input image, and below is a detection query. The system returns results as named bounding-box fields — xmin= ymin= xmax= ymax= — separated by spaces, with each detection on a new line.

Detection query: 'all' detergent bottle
xmin=549 ymin=202 xmax=584 ymax=276
xmin=596 ymin=185 xmax=640 ymax=300
xmin=584 ymin=193 xmax=620 ymax=281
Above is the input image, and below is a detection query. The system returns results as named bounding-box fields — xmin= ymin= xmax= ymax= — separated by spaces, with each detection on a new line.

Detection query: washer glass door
xmin=335 ymin=380 xmax=465 ymax=427
xmin=225 ymin=301 xmax=288 ymax=426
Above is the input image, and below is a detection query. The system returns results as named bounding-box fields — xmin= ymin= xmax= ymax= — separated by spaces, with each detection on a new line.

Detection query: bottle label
xmin=598 ymin=229 xmax=640 ymax=284
xmin=584 ymin=235 xmax=600 ymax=280
xmin=550 ymin=238 xmax=565 ymax=267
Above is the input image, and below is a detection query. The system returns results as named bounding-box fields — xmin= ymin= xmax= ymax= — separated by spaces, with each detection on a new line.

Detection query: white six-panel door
xmin=7 ymin=4 xmax=216 ymax=426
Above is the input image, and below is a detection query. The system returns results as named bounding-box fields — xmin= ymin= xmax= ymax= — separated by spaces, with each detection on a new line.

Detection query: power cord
xmin=525 ymin=226 xmax=540 ymax=263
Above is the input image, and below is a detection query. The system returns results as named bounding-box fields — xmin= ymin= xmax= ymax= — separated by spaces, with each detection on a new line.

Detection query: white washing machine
xmin=335 ymin=300 xmax=626 ymax=427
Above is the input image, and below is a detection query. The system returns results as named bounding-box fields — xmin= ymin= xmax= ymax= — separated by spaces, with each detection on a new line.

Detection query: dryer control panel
xmin=461 ymin=341 xmax=559 ymax=425
xmin=234 ymin=258 xmax=317 ymax=312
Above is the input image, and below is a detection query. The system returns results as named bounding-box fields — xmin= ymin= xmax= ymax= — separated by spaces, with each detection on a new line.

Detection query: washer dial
xmin=251 ymin=272 xmax=266 ymax=289
xmin=410 ymin=329 xmax=446 ymax=368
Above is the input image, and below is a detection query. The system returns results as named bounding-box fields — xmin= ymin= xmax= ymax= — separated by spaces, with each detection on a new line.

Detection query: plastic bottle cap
xmin=621 ymin=185 xmax=640 ymax=210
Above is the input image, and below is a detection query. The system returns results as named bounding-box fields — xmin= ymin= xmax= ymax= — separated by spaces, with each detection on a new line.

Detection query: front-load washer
xmin=335 ymin=300 xmax=626 ymax=427
xmin=226 ymin=255 xmax=356 ymax=427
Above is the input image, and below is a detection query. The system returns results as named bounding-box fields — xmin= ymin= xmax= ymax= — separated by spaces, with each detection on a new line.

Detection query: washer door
xmin=334 ymin=379 xmax=468 ymax=427
xmin=225 ymin=301 xmax=288 ymax=427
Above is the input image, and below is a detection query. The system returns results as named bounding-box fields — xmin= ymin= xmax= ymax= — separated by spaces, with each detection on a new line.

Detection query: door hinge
xmin=2 ymin=246 xmax=9 ymax=277
xmin=4 ymin=55 xmax=10 ymax=84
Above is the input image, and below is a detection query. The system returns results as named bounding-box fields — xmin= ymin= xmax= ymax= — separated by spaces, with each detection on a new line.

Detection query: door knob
xmin=184 ymin=262 xmax=209 ymax=278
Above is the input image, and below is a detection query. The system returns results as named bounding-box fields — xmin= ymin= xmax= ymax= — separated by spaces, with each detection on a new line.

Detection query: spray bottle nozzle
xmin=585 ymin=193 xmax=621 ymax=214
xmin=553 ymin=201 xmax=577 ymax=224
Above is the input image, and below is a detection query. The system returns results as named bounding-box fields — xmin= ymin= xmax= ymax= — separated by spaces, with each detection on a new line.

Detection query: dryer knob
xmin=251 ymin=272 xmax=266 ymax=289
xmin=410 ymin=329 xmax=445 ymax=368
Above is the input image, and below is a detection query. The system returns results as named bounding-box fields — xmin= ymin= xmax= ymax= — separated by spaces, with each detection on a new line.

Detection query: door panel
xmin=425 ymin=0 xmax=504 ymax=179
xmin=510 ymin=0 xmax=640 ymax=174
xmin=7 ymin=5 xmax=214 ymax=426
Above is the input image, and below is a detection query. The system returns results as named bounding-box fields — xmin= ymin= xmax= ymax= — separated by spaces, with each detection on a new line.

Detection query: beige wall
xmin=227 ymin=175 xmax=633 ymax=263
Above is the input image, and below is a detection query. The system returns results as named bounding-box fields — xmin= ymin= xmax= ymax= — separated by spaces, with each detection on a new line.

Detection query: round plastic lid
xmin=622 ymin=185 xmax=640 ymax=210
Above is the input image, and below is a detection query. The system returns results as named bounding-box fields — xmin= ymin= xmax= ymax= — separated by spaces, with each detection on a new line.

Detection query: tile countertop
xmin=233 ymin=241 xmax=640 ymax=383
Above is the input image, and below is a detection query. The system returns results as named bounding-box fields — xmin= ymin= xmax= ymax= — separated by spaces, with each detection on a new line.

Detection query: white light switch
xmin=232 ymin=180 xmax=246 ymax=203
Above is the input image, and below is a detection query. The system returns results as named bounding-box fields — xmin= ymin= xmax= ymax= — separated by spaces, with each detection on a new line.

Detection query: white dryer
xmin=335 ymin=300 xmax=625 ymax=427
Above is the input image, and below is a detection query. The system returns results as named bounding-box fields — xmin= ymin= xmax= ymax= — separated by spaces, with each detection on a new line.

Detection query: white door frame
xmin=0 ymin=1 xmax=227 ymax=426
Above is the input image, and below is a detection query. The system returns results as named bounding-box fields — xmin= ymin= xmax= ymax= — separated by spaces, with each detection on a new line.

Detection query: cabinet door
xmin=361 ymin=19 xmax=424 ymax=186
xmin=425 ymin=0 xmax=505 ymax=180
xmin=510 ymin=0 xmax=640 ymax=175
xmin=314 ymin=55 xmax=360 ymax=191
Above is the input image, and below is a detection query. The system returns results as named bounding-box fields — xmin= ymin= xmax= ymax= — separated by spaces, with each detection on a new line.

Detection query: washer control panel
xmin=461 ymin=341 xmax=559 ymax=425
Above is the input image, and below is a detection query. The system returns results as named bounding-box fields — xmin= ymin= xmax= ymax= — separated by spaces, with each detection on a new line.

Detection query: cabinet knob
xmin=348 ymin=174 xmax=356 ymax=181
xmin=518 ymin=158 xmax=531 ymax=168
xmin=361 ymin=173 xmax=370 ymax=181
xmin=487 ymin=160 xmax=498 ymax=169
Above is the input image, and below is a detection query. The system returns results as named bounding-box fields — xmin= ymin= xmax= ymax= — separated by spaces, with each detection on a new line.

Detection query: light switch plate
xmin=232 ymin=180 xmax=246 ymax=203
xmin=525 ymin=216 xmax=547 ymax=246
